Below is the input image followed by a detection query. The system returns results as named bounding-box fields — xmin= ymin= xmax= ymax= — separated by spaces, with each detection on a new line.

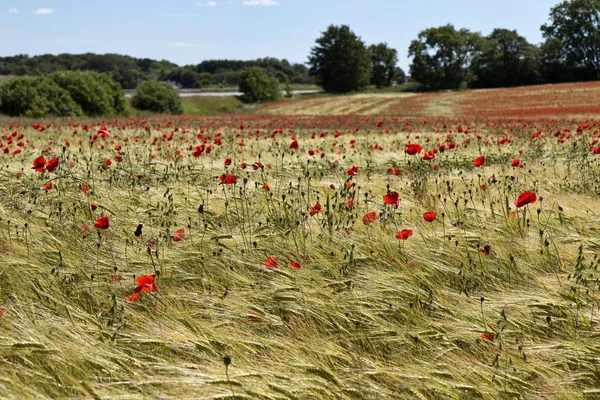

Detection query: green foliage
xmin=0 ymin=53 xmax=176 ymax=89
xmin=308 ymin=25 xmax=371 ymax=93
xmin=369 ymin=43 xmax=399 ymax=88
xmin=0 ymin=54 xmax=316 ymax=90
xmin=408 ymin=24 xmax=483 ymax=90
xmin=541 ymin=0 xmax=600 ymax=77
xmin=238 ymin=67 xmax=281 ymax=103
xmin=470 ymin=29 xmax=541 ymax=88
xmin=50 ymin=71 xmax=127 ymax=116
xmin=131 ymin=80 xmax=183 ymax=114
xmin=0 ymin=76 xmax=82 ymax=117
xmin=394 ymin=67 xmax=407 ymax=84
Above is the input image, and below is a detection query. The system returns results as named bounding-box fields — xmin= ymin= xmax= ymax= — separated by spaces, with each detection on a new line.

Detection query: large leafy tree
xmin=131 ymin=81 xmax=183 ymax=114
xmin=470 ymin=29 xmax=541 ymax=88
xmin=541 ymin=0 xmax=600 ymax=78
xmin=369 ymin=43 xmax=399 ymax=88
xmin=238 ymin=67 xmax=281 ymax=103
xmin=408 ymin=24 xmax=483 ymax=90
xmin=0 ymin=76 xmax=82 ymax=117
xmin=308 ymin=25 xmax=371 ymax=93
xmin=50 ymin=71 xmax=127 ymax=116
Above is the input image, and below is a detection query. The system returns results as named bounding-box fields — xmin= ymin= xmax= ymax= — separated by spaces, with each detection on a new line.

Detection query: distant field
xmin=181 ymin=96 xmax=244 ymax=115
xmin=260 ymin=81 xmax=600 ymax=118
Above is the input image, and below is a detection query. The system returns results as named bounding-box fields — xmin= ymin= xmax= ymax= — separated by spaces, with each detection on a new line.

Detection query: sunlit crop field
xmin=0 ymin=113 xmax=599 ymax=398
xmin=261 ymin=81 xmax=600 ymax=119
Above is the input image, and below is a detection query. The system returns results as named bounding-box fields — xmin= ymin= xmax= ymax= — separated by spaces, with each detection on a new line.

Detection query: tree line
xmin=309 ymin=0 xmax=600 ymax=92
xmin=0 ymin=54 xmax=314 ymax=90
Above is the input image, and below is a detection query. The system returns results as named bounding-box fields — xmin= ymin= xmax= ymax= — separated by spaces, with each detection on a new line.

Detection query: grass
xmin=0 ymin=114 xmax=599 ymax=399
xmin=181 ymin=96 xmax=245 ymax=115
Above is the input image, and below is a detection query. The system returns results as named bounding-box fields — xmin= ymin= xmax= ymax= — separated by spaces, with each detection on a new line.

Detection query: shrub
xmin=0 ymin=76 xmax=82 ymax=117
xmin=131 ymin=80 xmax=183 ymax=114
xmin=51 ymin=71 xmax=127 ymax=116
xmin=238 ymin=67 xmax=281 ymax=103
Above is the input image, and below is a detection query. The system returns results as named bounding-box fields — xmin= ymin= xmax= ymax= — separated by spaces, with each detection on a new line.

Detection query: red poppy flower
xmin=423 ymin=210 xmax=437 ymax=222
xmin=43 ymin=182 xmax=53 ymax=191
xmin=289 ymin=140 xmax=298 ymax=149
xmin=363 ymin=211 xmax=378 ymax=225
xmin=126 ymin=292 xmax=141 ymax=302
xmin=219 ymin=174 xmax=237 ymax=185
xmin=473 ymin=156 xmax=485 ymax=167
xmin=252 ymin=162 xmax=262 ymax=170
xmin=90 ymin=203 xmax=98 ymax=211
xmin=309 ymin=203 xmax=324 ymax=216
xmin=423 ymin=151 xmax=435 ymax=161
xmin=264 ymin=257 xmax=278 ymax=269
xmin=104 ymin=159 xmax=112 ymax=167
xmin=593 ymin=147 xmax=600 ymax=155
xmin=383 ymin=191 xmax=400 ymax=208
xmin=481 ymin=333 xmax=495 ymax=342
xmin=511 ymin=158 xmax=520 ymax=167
xmin=289 ymin=261 xmax=301 ymax=270
xmin=81 ymin=184 xmax=91 ymax=193
xmin=344 ymin=199 xmax=355 ymax=208
xmin=347 ymin=165 xmax=358 ymax=176
xmin=192 ymin=145 xmax=204 ymax=158
xmin=172 ymin=228 xmax=185 ymax=242
xmin=387 ymin=168 xmax=400 ymax=176
xmin=396 ymin=230 xmax=413 ymax=240
xmin=224 ymin=157 xmax=232 ymax=166
xmin=514 ymin=191 xmax=537 ymax=208
xmin=405 ymin=144 xmax=422 ymax=155
xmin=46 ymin=157 xmax=59 ymax=172
xmin=32 ymin=156 xmax=46 ymax=172
xmin=261 ymin=183 xmax=270 ymax=191
xmin=94 ymin=216 xmax=110 ymax=229
xmin=134 ymin=274 xmax=158 ymax=293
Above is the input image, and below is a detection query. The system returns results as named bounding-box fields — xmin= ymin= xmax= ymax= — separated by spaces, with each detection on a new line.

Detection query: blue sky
xmin=1 ymin=0 xmax=559 ymax=71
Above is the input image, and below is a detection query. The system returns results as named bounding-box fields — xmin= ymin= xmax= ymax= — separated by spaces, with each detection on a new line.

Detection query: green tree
xmin=394 ymin=67 xmax=407 ymax=84
xmin=131 ymin=80 xmax=183 ymax=114
xmin=308 ymin=25 xmax=371 ymax=93
xmin=50 ymin=71 xmax=127 ymax=116
xmin=408 ymin=24 xmax=483 ymax=90
xmin=369 ymin=43 xmax=399 ymax=88
xmin=540 ymin=38 xmax=572 ymax=83
xmin=470 ymin=29 xmax=541 ymax=88
xmin=541 ymin=0 xmax=600 ymax=78
xmin=0 ymin=76 xmax=82 ymax=117
xmin=238 ymin=67 xmax=281 ymax=103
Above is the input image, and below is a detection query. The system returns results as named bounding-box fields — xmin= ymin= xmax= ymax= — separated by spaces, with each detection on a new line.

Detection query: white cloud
xmin=34 ymin=8 xmax=55 ymax=15
xmin=242 ymin=0 xmax=279 ymax=5
xmin=197 ymin=1 xmax=217 ymax=6
xmin=169 ymin=42 xmax=199 ymax=48
xmin=8 ymin=8 xmax=19 ymax=14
